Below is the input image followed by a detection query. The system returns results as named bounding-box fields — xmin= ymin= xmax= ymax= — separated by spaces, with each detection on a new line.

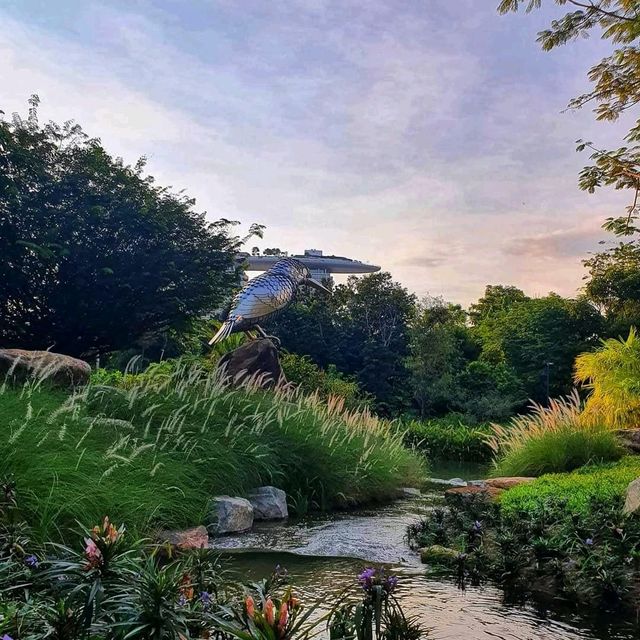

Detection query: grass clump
xmin=0 ymin=362 xmax=425 ymax=541
xmin=488 ymin=391 xmax=622 ymax=477
xmin=403 ymin=415 xmax=493 ymax=461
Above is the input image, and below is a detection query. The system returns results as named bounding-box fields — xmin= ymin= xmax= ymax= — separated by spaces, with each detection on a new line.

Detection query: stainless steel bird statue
xmin=209 ymin=257 xmax=330 ymax=345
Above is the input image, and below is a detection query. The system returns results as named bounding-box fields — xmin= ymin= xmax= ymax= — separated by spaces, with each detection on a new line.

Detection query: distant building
xmin=237 ymin=248 xmax=380 ymax=284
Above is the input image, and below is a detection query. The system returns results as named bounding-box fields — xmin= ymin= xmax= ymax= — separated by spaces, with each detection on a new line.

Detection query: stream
xmin=211 ymin=462 xmax=639 ymax=640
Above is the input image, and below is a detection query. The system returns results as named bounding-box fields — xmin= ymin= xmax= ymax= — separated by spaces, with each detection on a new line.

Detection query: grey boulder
xmin=248 ymin=486 xmax=288 ymax=520
xmin=206 ymin=496 xmax=254 ymax=534
xmin=624 ymin=478 xmax=640 ymax=515
xmin=0 ymin=349 xmax=91 ymax=389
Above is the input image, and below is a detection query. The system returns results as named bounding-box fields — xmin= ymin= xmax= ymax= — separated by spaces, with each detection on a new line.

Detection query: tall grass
xmin=575 ymin=327 xmax=640 ymax=429
xmin=487 ymin=391 xmax=622 ymax=477
xmin=0 ymin=362 xmax=425 ymax=541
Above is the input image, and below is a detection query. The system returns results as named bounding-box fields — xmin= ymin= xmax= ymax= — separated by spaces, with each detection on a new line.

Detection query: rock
xmin=206 ymin=496 xmax=254 ymax=535
xmin=217 ymin=339 xmax=284 ymax=389
xmin=248 ymin=486 xmax=288 ymax=520
xmin=159 ymin=526 xmax=209 ymax=550
xmin=623 ymin=478 xmax=640 ymax=515
xmin=0 ymin=349 xmax=91 ymax=389
xmin=616 ymin=429 xmax=640 ymax=454
xmin=399 ymin=487 xmax=422 ymax=497
xmin=444 ymin=485 xmax=503 ymax=508
xmin=484 ymin=477 xmax=536 ymax=490
xmin=468 ymin=480 xmax=487 ymax=487
xmin=425 ymin=477 xmax=467 ymax=487
xmin=420 ymin=545 xmax=460 ymax=566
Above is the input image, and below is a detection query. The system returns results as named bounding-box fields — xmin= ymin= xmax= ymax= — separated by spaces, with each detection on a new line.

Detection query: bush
xmin=500 ymin=456 xmax=640 ymax=517
xmin=488 ymin=392 xmax=622 ymax=477
xmin=279 ymin=352 xmax=371 ymax=410
xmin=403 ymin=415 xmax=493 ymax=461
xmin=407 ymin=457 xmax=640 ymax=610
xmin=0 ymin=362 xmax=425 ymax=541
xmin=575 ymin=327 xmax=640 ymax=428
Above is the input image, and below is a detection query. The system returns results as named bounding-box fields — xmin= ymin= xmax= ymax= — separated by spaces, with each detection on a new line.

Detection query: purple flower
xmin=178 ymin=595 xmax=188 ymax=607
xmin=585 ymin=538 xmax=594 ymax=546
xmin=25 ymin=555 xmax=38 ymax=568
xmin=385 ymin=575 xmax=398 ymax=593
xmin=200 ymin=591 xmax=212 ymax=606
xmin=3 ymin=635 xmax=14 ymax=640
xmin=358 ymin=567 xmax=376 ymax=587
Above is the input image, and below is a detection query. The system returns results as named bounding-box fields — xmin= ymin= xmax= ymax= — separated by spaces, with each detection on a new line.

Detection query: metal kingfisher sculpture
xmin=209 ymin=257 xmax=330 ymax=345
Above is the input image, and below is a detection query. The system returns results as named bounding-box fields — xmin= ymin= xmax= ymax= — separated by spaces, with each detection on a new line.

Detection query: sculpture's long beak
xmin=304 ymin=278 xmax=331 ymax=294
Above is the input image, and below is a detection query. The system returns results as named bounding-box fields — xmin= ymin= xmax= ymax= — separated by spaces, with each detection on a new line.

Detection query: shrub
xmin=407 ymin=457 xmax=640 ymax=610
xmin=488 ymin=391 xmax=622 ymax=477
xmin=279 ymin=352 xmax=371 ymax=410
xmin=403 ymin=415 xmax=493 ymax=461
xmin=0 ymin=362 xmax=425 ymax=541
xmin=575 ymin=327 xmax=640 ymax=428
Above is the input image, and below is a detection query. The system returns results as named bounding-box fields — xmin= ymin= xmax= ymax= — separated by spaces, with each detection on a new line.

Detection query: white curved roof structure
xmin=237 ymin=249 xmax=380 ymax=275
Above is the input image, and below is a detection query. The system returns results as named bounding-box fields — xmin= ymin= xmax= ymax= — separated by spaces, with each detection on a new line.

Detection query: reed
xmin=0 ymin=361 xmax=425 ymax=542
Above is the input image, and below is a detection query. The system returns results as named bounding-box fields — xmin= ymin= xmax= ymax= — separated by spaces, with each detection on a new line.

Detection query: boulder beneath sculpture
xmin=206 ymin=496 xmax=254 ymax=535
xmin=0 ymin=349 xmax=91 ymax=389
xmin=248 ymin=486 xmax=288 ymax=520
xmin=217 ymin=339 xmax=284 ymax=389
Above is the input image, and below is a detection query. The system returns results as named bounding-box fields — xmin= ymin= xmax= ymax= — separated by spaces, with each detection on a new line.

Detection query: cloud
xmin=0 ymin=1 xmax=633 ymax=306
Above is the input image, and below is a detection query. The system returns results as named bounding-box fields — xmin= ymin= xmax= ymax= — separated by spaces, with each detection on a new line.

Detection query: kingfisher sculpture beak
xmin=304 ymin=278 xmax=331 ymax=294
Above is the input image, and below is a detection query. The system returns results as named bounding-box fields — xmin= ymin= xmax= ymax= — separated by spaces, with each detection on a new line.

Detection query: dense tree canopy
xmin=0 ymin=97 xmax=248 ymax=357
xmin=267 ymin=272 xmax=415 ymax=415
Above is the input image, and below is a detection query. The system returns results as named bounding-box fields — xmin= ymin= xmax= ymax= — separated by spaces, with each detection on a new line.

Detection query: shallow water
xmin=212 ymin=467 xmax=639 ymax=640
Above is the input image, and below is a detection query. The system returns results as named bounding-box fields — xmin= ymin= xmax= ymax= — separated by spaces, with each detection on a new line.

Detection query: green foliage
xmin=0 ymin=364 xmax=425 ymax=541
xmin=279 ymin=352 xmax=371 ymax=410
xmin=268 ymin=272 xmax=416 ymax=416
xmin=0 ymin=97 xmax=256 ymax=357
xmin=472 ymin=290 xmax=603 ymax=403
xmin=489 ymin=392 xmax=622 ymax=477
xmin=575 ymin=327 xmax=640 ymax=428
xmin=500 ymin=456 xmax=640 ymax=517
xmin=402 ymin=416 xmax=493 ymax=461
xmin=498 ymin=1 xmax=640 ymax=336
xmin=409 ymin=457 xmax=640 ymax=609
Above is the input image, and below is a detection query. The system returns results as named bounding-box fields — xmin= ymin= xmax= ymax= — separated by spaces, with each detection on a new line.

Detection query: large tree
xmin=268 ymin=272 xmax=415 ymax=415
xmin=0 ymin=97 xmax=252 ymax=357
xmin=473 ymin=289 xmax=603 ymax=402
xmin=499 ymin=1 xmax=640 ymax=332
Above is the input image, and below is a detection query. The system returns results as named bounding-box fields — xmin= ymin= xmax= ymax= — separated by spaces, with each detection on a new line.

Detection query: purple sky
xmin=1 ymin=0 xmax=631 ymax=304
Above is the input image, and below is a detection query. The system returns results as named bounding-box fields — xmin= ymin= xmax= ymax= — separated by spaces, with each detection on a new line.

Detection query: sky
xmin=0 ymin=0 xmax=632 ymax=305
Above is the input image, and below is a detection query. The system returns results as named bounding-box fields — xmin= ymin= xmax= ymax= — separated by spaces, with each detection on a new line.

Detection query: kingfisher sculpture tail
xmin=208 ymin=318 xmax=237 ymax=345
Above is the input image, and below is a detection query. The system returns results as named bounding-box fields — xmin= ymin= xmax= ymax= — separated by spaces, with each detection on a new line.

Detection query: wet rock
xmin=623 ymin=478 xmax=640 ymax=515
xmin=206 ymin=496 xmax=254 ymax=535
xmin=420 ymin=545 xmax=460 ymax=566
xmin=444 ymin=485 xmax=503 ymax=508
xmin=399 ymin=487 xmax=422 ymax=497
xmin=0 ymin=349 xmax=91 ymax=389
xmin=159 ymin=526 xmax=209 ymax=550
xmin=425 ymin=477 xmax=467 ymax=487
xmin=484 ymin=477 xmax=535 ymax=490
xmin=248 ymin=486 xmax=288 ymax=520
xmin=217 ymin=339 xmax=284 ymax=389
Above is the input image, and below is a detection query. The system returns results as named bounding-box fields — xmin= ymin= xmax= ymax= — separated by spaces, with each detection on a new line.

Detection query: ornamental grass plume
xmin=487 ymin=390 xmax=622 ymax=477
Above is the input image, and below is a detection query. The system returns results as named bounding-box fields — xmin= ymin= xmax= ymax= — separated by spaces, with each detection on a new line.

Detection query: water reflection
xmin=212 ymin=492 xmax=638 ymax=639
